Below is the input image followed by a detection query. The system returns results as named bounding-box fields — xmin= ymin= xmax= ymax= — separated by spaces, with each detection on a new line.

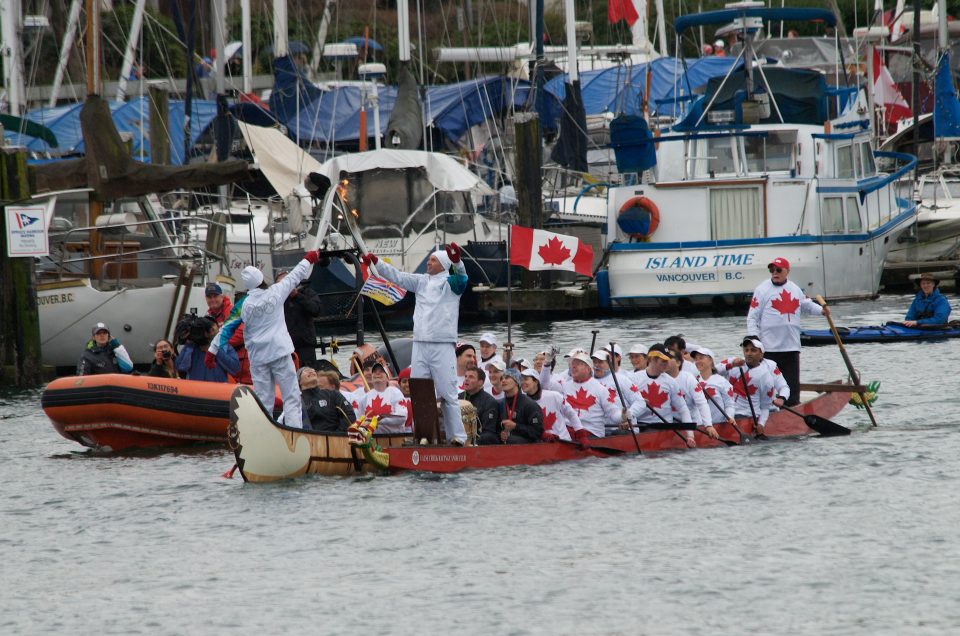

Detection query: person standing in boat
xmin=77 ymin=323 xmax=134 ymax=376
xmin=746 ymin=257 xmax=828 ymax=406
xmin=275 ymin=269 xmax=323 ymax=369
xmin=209 ymin=251 xmax=320 ymax=428
xmin=146 ymin=339 xmax=177 ymax=378
xmin=362 ymin=244 xmax=469 ymax=446
xmin=460 ymin=367 xmax=501 ymax=444
xmin=903 ymin=272 xmax=951 ymax=327
xmin=204 ymin=283 xmax=232 ymax=326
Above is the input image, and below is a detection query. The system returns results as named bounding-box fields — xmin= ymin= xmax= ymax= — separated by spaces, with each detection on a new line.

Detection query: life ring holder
xmin=617 ymin=196 xmax=660 ymax=241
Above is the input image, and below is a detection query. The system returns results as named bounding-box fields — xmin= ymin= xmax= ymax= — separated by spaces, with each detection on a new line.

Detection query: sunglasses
xmin=768 ymin=267 xmax=784 ymax=273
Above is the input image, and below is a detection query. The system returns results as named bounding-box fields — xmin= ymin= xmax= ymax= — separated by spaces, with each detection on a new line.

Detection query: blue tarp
xmin=674 ymin=7 xmax=835 ymax=35
xmin=935 ymin=50 xmax=960 ymax=140
xmin=543 ymin=57 xmax=740 ymax=128
xmin=5 ymin=98 xmax=223 ymax=165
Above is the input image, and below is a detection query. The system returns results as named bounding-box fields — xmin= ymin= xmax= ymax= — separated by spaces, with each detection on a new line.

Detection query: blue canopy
xmin=543 ymin=57 xmax=740 ymax=128
xmin=674 ymin=8 xmax=836 ymax=35
xmin=934 ymin=50 xmax=960 ymax=140
xmin=343 ymin=36 xmax=383 ymax=52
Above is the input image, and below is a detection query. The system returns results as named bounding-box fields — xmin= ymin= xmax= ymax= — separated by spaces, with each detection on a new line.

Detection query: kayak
xmin=801 ymin=322 xmax=960 ymax=345
xmin=228 ymin=383 xmax=853 ymax=482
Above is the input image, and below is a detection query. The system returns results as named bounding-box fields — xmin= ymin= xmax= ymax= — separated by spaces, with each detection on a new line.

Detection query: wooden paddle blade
xmin=803 ymin=413 xmax=851 ymax=437
xmin=715 ymin=437 xmax=738 ymax=446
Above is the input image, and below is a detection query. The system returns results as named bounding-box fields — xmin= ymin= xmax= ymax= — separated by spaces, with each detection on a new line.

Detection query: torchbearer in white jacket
xmin=210 ymin=251 xmax=319 ymax=428
xmin=362 ymin=244 xmax=469 ymax=445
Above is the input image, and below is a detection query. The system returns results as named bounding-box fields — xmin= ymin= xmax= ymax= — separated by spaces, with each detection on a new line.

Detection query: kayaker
xmin=478 ymin=332 xmax=504 ymax=369
xmin=520 ymin=368 xmax=587 ymax=443
xmin=726 ymin=337 xmax=782 ymax=435
xmin=358 ymin=362 xmax=408 ymax=434
xmin=494 ymin=368 xmax=544 ymax=444
xmin=210 ymin=251 xmax=320 ymax=428
xmin=146 ymin=339 xmax=177 ymax=378
xmin=688 ymin=345 xmax=737 ymax=431
xmin=541 ymin=350 xmax=623 ymax=438
xmin=363 ymin=244 xmax=469 ymax=446
xmin=460 ymin=367 xmax=501 ymax=444
xmin=275 ymin=270 xmax=323 ymax=369
xmin=77 ymin=322 xmax=134 ymax=376
xmin=625 ymin=344 xmax=693 ymax=446
xmin=204 ymin=282 xmax=232 ymax=326
xmin=747 ymin=257 xmax=828 ymax=406
xmin=176 ymin=317 xmax=239 ymax=382
xmin=665 ymin=348 xmax=714 ymax=438
xmin=903 ymin=272 xmax=951 ymax=327
xmin=298 ymin=367 xmax=354 ymax=432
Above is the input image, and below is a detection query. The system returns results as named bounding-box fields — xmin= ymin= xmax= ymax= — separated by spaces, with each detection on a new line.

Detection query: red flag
xmin=608 ymin=0 xmax=639 ymax=26
xmin=873 ymin=47 xmax=911 ymax=129
xmin=510 ymin=225 xmax=594 ymax=277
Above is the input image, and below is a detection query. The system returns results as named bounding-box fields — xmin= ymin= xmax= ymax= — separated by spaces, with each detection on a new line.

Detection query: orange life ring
xmin=617 ymin=196 xmax=660 ymax=239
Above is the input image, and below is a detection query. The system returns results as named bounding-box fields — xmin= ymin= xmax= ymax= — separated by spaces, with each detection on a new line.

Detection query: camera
xmin=175 ymin=313 xmax=214 ymax=347
xmin=161 ymin=350 xmax=172 ymax=360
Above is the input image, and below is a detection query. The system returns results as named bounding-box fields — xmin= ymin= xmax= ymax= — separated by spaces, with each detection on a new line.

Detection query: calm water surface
xmin=2 ymin=296 xmax=959 ymax=635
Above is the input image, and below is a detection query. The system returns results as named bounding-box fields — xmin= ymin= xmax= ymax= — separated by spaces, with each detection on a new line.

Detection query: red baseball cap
xmin=397 ymin=367 xmax=411 ymax=380
xmin=768 ymin=257 xmax=790 ymax=270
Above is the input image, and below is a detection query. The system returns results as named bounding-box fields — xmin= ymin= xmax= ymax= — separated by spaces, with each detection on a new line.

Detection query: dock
xmin=470 ymin=284 xmax=599 ymax=317
xmin=882 ymin=260 xmax=960 ymax=292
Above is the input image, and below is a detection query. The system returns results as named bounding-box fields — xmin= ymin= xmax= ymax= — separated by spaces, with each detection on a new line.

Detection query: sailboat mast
xmin=274 ymin=0 xmax=288 ymax=57
xmin=116 ymin=0 xmax=148 ymax=101
xmin=242 ymin=0 xmax=252 ymax=93
xmin=1 ymin=0 xmax=25 ymax=114
xmin=85 ymin=0 xmax=101 ymax=96
xmin=49 ymin=0 xmax=82 ymax=107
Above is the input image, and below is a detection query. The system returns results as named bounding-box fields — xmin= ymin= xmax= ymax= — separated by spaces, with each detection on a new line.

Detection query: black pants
xmin=295 ymin=345 xmax=317 ymax=369
xmin=765 ymin=350 xmax=800 ymax=406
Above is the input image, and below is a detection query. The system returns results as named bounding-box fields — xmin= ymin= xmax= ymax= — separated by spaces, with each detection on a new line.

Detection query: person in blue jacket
xmin=904 ymin=272 xmax=952 ymax=326
xmin=176 ymin=317 xmax=239 ymax=382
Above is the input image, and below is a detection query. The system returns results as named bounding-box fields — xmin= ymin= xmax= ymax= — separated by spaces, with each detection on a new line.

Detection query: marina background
xmin=3 ymin=297 xmax=959 ymax=634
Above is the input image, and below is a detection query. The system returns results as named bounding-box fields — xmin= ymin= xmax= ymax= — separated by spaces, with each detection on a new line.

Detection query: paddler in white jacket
xmin=362 ymin=244 xmax=469 ymax=445
xmin=746 ymin=257 xmax=829 ymax=406
xmin=209 ymin=251 xmax=319 ymax=427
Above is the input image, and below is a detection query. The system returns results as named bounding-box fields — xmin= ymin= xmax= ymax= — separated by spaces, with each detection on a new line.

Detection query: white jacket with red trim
xmin=550 ymin=377 xmax=622 ymax=437
xmin=359 ymin=385 xmax=409 ymax=434
xmin=534 ymin=389 xmax=583 ymax=441
xmin=697 ymin=374 xmax=736 ymax=424
xmin=674 ymin=370 xmax=711 ymax=427
xmin=726 ymin=363 xmax=777 ymax=426
xmin=746 ymin=279 xmax=823 ymax=352
xmin=626 ymin=371 xmax=692 ymax=427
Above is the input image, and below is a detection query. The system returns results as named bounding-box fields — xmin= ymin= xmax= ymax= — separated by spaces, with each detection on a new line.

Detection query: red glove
xmin=304 ymin=250 xmax=319 ymax=264
xmin=204 ymin=351 xmax=217 ymax=369
xmin=574 ymin=428 xmax=591 ymax=450
xmin=445 ymin=242 xmax=461 ymax=263
xmin=361 ymin=253 xmax=379 ymax=266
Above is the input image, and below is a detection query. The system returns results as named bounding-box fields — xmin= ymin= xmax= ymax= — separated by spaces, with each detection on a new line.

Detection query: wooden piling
xmin=0 ymin=147 xmax=43 ymax=386
xmin=513 ymin=112 xmax=543 ymax=289
xmin=148 ymin=82 xmax=171 ymax=165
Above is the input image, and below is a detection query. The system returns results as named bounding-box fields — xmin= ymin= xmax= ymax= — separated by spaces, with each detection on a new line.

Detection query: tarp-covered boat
xmin=42 ymin=374 xmax=237 ymax=451
xmin=801 ymin=322 xmax=960 ymax=345
xmin=228 ymin=383 xmax=853 ymax=483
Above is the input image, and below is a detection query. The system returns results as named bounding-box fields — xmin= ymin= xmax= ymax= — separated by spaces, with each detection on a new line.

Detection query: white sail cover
xmin=317 ymin=148 xmax=495 ymax=195
xmin=238 ymin=122 xmax=325 ymax=198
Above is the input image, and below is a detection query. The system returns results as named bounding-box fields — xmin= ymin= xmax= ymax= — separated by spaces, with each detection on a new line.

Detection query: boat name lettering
xmin=147 ymin=382 xmax=179 ymax=394
xmin=37 ymin=293 xmax=75 ymax=306
xmin=643 ymin=253 xmax=755 ymax=269
xmin=416 ymin=453 xmax=466 ymax=463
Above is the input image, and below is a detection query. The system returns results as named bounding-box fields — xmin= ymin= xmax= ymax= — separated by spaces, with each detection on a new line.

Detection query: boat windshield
xmin=743 ymin=130 xmax=797 ymax=173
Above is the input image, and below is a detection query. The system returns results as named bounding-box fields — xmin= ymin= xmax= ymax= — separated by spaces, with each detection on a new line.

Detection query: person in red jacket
xmin=204 ymin=283 xmax=232 ymax=326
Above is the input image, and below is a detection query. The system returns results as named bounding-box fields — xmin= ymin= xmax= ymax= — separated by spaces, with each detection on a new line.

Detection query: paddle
xmin=815 ymin=295 xmax=879 ymax=427
xmin=738 ymin=366 xmax=765 ymax=440
xmin=695 ymin=373 xmax=746 ymax=444
xmin=607 ymin=341 xmax=642 ymax=454
xmin=589 ymin=330 xmax=600 ymax=355
xmin=779 ymin=404 xmax=851 ymax=437
xmin=558 ymin=439 xmax=625 ymax=456
xmin=631 ymin=386 xmax=695 ymax=448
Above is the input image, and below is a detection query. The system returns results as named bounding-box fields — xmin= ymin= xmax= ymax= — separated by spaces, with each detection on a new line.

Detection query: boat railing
xmin=817 ymin=151 xmax=918 ymax=230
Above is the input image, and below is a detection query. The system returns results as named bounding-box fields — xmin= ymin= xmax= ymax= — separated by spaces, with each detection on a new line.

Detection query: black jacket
xmin=77 ymin=345 xmax=119 ymax=376
xmin=146 ymin=362 xmax=177 ymax=378
xmin=494 ymin=391 xmax=544 ymax=444
xmin=301 ymin=387 xmax=355 ymax=432
xmin=460 ymin=388 xmax=502 ymax=437
xmin=284 ymin=286 xmax=322 ymax=348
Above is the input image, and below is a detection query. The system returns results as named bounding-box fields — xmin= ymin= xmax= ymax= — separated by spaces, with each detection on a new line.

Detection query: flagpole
xmin=506 ymin=224 xmax=513 ymax=365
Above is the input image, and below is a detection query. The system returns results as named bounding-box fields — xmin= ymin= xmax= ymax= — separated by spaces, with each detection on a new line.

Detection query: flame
xmin=351 ymin=209 xmax=359 ymax=218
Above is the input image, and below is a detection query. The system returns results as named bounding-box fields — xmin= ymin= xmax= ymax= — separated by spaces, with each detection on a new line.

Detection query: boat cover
xmin=315 ymin=148 xmax=495 ymax=195
xmin=238 ymin=122 xmax=324 ymax=199
xmin=934 ymin=50 xmax=960 ymax=140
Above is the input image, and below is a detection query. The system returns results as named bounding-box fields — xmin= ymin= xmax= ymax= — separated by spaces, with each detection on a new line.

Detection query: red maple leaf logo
xmin=351 ymin=400 xmax=360 ymax=410
xmin=641 ymin=382 xmax=669 ymax=409
xmin=538 ymin=236 xmax=571 ymax=266
xmin=566 ymin=387 xmax=597 ymax=414
xmin=770 ymin=289 xmax=800 ymax=318
xmin=629 ymin=384 xmax=639 ymax=393
xmin=543 ymin=411 xmax=557 ymax=431
xmin=773 ymin=367 xmax=781 ymax=376
xmin=607 ymin=388 xmax=617 ymax=403
xmin=750 ymin=296 xmax=759 ymax=309
xmin=703 ymin=385 xmax=717 ymax=399
xmin=732 ymin=371 xmax=758 ymax=399
xmin=364 ymin=394 xmax=393 ymax=417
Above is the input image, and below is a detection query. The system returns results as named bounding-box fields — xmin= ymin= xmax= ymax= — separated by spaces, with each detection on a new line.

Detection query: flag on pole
xmin=873 ymin=48 xmax=911 ymax=129
xmin=608 ymin=0 xmax=639 ymax=26
xmin=509 ymin=225 xmax=594 ymax=277
xmin=359 ymin=274 xmax=407 ymax=306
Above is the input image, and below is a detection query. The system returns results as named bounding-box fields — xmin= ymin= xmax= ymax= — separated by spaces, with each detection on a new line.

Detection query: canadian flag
xmin=608 ymin=0 xmax=639 ymax=26
xmin=509 ymin=225 xmax=594 ymax=277
xmin=873 ymin=47 xmax=912 ymax=129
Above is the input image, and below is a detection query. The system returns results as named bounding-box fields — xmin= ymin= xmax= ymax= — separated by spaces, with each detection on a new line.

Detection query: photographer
xmin=175 ymin=316 xmax=239 ymax=382
xmin=146 ymin=339 xmax=178 ymax=378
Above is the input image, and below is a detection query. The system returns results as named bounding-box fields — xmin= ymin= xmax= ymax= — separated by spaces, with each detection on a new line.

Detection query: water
xmin=3 ymin=296 xmax=960 ymax=634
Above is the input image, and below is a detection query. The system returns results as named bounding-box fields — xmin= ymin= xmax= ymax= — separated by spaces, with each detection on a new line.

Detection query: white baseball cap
xmin=520 ymin=368 xmax=540 ymax=380
xmin=591 ymin=350 xmax=612 ymax=361
xmin=601 ymin=343 xmax=623 ymax=357
xmin=689 ymin=345 xmax=716 ymax=360
xmin=479 ymin=332 xmax=498 ymax=346
xmin=741 ymin=337 xmax=765 ymax=352
xmin=569 ymin=352 xmax=593 ymax=366
xmin=628 ymin=343 xmax=647 ymax=355
xmin=485 ymin=359 xmax=506 ymax=372
xmin=564 ymin=347 xmax=588 ymax=358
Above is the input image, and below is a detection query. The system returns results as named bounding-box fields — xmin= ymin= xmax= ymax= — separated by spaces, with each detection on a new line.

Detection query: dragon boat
xmin=227 ymin=383 xmax=854 ymax=483
xmin=801 ymin=322 xmax=960 ymax=345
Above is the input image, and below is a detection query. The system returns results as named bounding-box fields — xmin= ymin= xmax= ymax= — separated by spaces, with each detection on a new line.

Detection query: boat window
xmin=821 ymin=197 xmax=844 ymax=233
xmin=706 ymin=137 xmax=739 ymax=176
xmin=845 ymin=196 xmax=863 ymax=232
xmin=108 ymin=199 xmax=154 ymax=238
xmin=859 ymin=142 xmax=876 ymax=176
xmin=710 ymin=187 xmax=763 ymax=239
xmin=743 ymin=131 xmax=797 ymax=173
xmin=835 ymin=145 xmax=855 ymax=179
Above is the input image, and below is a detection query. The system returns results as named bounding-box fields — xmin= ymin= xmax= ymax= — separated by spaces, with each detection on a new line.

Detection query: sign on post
xmin=5 ymin=206 xmax=48 ymax=257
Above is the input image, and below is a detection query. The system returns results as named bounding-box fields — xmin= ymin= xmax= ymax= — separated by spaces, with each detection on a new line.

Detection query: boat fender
xmin=617 ymin=196 xmax=660 ymax=240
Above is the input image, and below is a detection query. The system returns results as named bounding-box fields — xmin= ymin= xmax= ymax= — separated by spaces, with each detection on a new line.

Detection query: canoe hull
xmin=42 ymin=374 xmax=235 ymax=451
xmin=801 ymin=323 xmax=960 ymax=345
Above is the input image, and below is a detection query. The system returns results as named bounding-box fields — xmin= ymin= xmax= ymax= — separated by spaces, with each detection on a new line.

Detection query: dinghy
xmin=800 ymin=322 xmax=960 ymax=345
